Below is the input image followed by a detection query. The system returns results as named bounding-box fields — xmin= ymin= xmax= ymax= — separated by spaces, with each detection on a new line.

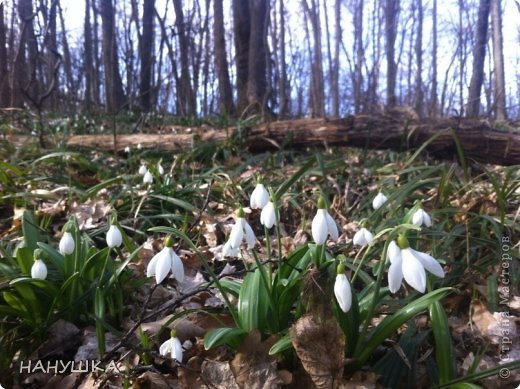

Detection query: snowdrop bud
xmin=124 ymin=146 xmax=130 ymax=153
xmin=59 ymin=232 xmax=75 ymax=255
xmin=106 ymin=225 xmax=123 ymax=248
xmin=372 ymin=192 xmax=388 ymax=210
xmin=412 ymin=208 xmax=432 ymax=227
xmin=31 ymin=250 xmax=48 ymax=280
xmin=138 ymin=164 xmax=148 ymax=175
xmin=312 ymin=196 xmax=339 ymax=244
xmin=250 ymin=182 xmax=269 ymax=209
xmin=260 ymin=201 xmax=277 ymax=228
xmin=158 ymin=163 xmax=165 ymax=175
xmin=334 ymin=263 xmax=352 ymax=313
xmin=353 ymin=227 xmax=374 ymax=247
xmin=143 ymin=170 xmax=153 ymax=184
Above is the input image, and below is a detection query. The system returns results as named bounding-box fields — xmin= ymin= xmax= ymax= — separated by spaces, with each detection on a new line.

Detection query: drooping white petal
xmin=143 ymin=170 xmax=153 ymax=184
xmin=229 ymin=219 xmax=244 ymax=249
xmin=222 ymin=241 xmax=239 ymax=257
xmin=138 ymin=164 xmax=148 ymax=175
xmin=146 ymin=251 xmax=160 ymax=277
xmin=401 ymin=248 xmax=427 ymax=293
xmin=412 ymin=209 xmax=432 ymax=227
xmin=312 ymin=209 xmax=329 ymax=244
xmin=158 ymin=163 xmax=165 ymax=175
xmin=387 ymin=240 xmax=401 ymax=264
xmin=353 ymin=228 xmax=374 ymax=247
xmin=250 ymin=183 xmax=269 ymax=209
xmin=412 ymin=249 xmax=445 ymax=278
xmin=242 ymin=219 xmax=256 ymax=249
xmin=372 ymin=192 xmax=388 ymax=210
xmin=159 ymin=336 xmax=183 ymax=361
xmin=334 ymin=273 xmax=352 ymax=313
xmin=31 ymin=259 xmax=47 ymax=280
xmin=154 ymin=248 xmax=173 ymax=284
xmin=106 ymin=225 xmax=123 ymax=248
xmin=260 ymin=202 xmax=276 ymax=228
xmin=387 ymin=253 xmax=403 ymax=293
xmin=326 ymin=212 xmax=339 ymax=241
xmin=170 ymin=251 xmax=185 ymax=282
xmin=59 ymin=232 xmax=75 ymax=255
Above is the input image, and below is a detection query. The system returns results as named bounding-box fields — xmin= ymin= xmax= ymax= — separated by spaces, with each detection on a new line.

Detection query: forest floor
xmin=0 ymin=114 xmax=519 ymax=388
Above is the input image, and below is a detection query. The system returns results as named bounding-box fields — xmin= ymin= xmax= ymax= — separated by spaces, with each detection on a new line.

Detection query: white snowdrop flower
xmin=31 ymin=259 xmax=47 ymax=280
xmin=124 ymin=146 xmax=131 ymax=153
xmin=260 ymin=201 xmax=278 ymax=229
xmin=353 ymin=227 xmax=374 ymax=247
xmin=146 ymin=237 xmax=184 ymax=284
xmin=228 ymin=208 xmax=256 ymax=249
xmin=106 ymin=225 xmax=123 ymax=248
xmin=222 ymin=240 xmax=239 ymax=258
xmin=372 ymin=192 xmax=388 ymax=210
xmin=311 ymin=196 xmax=339 ymax=244
xmin=334 ymin=264 xmax=352 ymax=313
xmin=412 ymin=208 xmax=432 ymax=227
xmin=143 ymin=170 xmax=153 ymax=184
xmin=158 ymin=163 xmax=165 ymax=175
xmin=250 ymin=183 xmax=269 ymax=209
xmin=138 ymin=164 xmax=148 ymax=175
xmin=137 ymin=143 xmax=143 ymax=150
xmin=159 ymin=330 xmax=183 ymax=362
xmin=387 ymin=235 xmax=445 ymax=293
xmin=59 ymin=232 xmax=75 ymax=255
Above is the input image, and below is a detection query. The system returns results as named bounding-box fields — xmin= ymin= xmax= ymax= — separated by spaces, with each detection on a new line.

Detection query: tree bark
xmin=466 ymin=0 xmax=490 ymax=117
xmin=213 ymin=0 xmax=234 ymax=115
xmin=67 ymin=115 xmax=520 ymax=166
xmin=99 ymin=0 xmax=126 ymax=113
xmin=490 ymin=0 xmax=507 ymax=120
xmin=415 ymin=0 xmax=424 ymax=118
xmin=247 ymin=0 xmax=269 ymax=113
xmin=172 ymin=0 xmax=196 ymax=116
xmin=139 ymin=0 xmax=155 ymax=112
xmin=0 ymin=3 xmax=10 ymax=107
xmin=384 ymin=0 xmax=399 ymax=108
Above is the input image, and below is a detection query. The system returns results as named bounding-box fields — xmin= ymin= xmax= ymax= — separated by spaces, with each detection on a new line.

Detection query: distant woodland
xmin=0 ymin=0 xmax=517 ymax=121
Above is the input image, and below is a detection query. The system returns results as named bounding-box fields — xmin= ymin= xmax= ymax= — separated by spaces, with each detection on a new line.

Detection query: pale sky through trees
xmin=58 ymin=0 xmax=519 ymax=114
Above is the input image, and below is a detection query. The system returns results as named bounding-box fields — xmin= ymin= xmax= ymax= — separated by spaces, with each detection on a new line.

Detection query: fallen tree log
xmin=67 ymin=114 xmax=520 ymax=165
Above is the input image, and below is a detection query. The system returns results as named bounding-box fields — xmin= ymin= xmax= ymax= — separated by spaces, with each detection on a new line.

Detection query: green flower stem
xmin=264 ymin=225 xmax=272 ymax=286
xmin=99 ymin=247 xmax=113 ymax=288
xmin=274 ymin=205 xmax=283 ymax=263
xmin=351 ymin=244 xmax=372 ymax=284
xmin=251 ymin=249 xmax=279 ymax=332
xmin=354 ymin=238 xmax=392 ymax=356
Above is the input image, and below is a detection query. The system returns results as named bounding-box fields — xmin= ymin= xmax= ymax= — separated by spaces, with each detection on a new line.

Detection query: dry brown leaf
xmin=290 ymin=314 xmax=345 ymax=389
xmin=133 ymin=371 xmax=171 ymax=389
xmin=230 ymin=330 xmax=283 ymax=389
xmin=69 ymin=199 xmax=111 ymax=230
xmin=201 ymin=360 xmax=240 ymax=389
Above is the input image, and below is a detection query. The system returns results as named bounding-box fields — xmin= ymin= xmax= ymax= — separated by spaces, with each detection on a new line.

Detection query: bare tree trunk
xmin=247 ymin=0 xmax=269 ymax=114
xmin=384 ymin=0 xmax=399 ymax=108
xmin=415 ymin=0 xmax=424 ymax=117
xmin=139 ymin=0 xmax=155 ymax=112
xmin=173 ymin=0 xmax=196 ymax=116
xmin=84 ymin=0 xmax=95 ymax=109
xmin=0 ymin=3 xmax=10 ymax=107
xmin=18 ymin=0 xmax=41 ymax=103
xmin=302 ymin=0 xmax=325 ymax=117
xmin=213 ymin=0 xmax=234 ymax=115
xmin=44 ymin=0 xmax=59 ymax=110
xmin=490 ymin=0 xmax=507 ymax=120
xmin=233 ymin=0 xmax=250 ymax=113
xmin=58 ymin=2 xmax=74 ymax=105
xmin=430 ymin=0 xmax=438 ymax=117
xmin=278 ymin=0 xmax=288 ymax=117
xmin=331 ymin=0 xmax=341 ymax=117
xmin=99 ymin=0 xmax=126 ymax=113
xmin=466 ymin=0 xmax=490 ymax=117
xmin=353 ymin=0 xmax=364 ymax=114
